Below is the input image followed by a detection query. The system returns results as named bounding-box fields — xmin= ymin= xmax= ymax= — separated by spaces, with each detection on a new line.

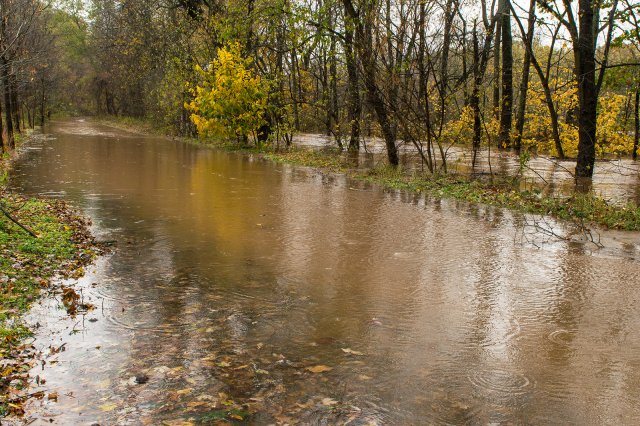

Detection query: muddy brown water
xmin=7 ymin=119 xmax=640 ymax=425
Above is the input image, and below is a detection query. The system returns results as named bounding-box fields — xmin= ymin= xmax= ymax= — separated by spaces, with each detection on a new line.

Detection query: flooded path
xmin=8 ymin=119 xmax=640 ymax=425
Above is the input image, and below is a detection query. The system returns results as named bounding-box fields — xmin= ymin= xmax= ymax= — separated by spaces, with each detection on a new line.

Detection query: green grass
xmin=0 ymin=194 xmax=99 ymax=416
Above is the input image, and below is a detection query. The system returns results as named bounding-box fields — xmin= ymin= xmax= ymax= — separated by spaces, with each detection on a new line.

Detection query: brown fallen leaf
xmin=341 ymin=348 xmax=364 ymax=356
xmin=321 ymin=397 xmax=338 ymax=406
xmin=306 ymin=365 xmax=333 ymax=373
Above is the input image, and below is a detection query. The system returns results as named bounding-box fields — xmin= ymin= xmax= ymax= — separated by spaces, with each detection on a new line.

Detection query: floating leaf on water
xmin=321 ymin=397 xmax=338 ymax=406
xmin=341 ymin=348 xmax=364 ymax=356
xmin=306 ymin=365 xmax=333 ymax=373
xmin=99 ymin=402 xmax=118 ymax=412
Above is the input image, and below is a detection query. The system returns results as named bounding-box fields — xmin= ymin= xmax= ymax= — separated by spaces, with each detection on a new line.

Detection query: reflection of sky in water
xmin=8 ymin=119 xmax=640 ymax=425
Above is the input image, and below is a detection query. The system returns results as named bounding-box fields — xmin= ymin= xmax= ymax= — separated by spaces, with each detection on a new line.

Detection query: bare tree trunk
xmin=40 ymin=77 xmax=46 ymax=127
xmin=0 ymin=88 xmax=4 ymax=154
xmin=343 ymin=0 xmax=399 ymax=165
xmin=438 ymin=0 xmax=454 ymax=138
xmin=2 ymin=56 xmax=15 ymax=149
xmin=471 ymin=23 xmax=482 ymax=167
xmin=634 ymin=88 xmax=639 ymax=161
xmin=514 ymin=0 xmax=536 ymax=153
xmin=290 ymin=47 xmax=300 ymax=131
xmin=575 ymin=0 xmax=597 ymax=178
xmin=10 ymin=73 xmax=20 ymax=133
xmin=344 ymin=17 xmax=361 ymax=151
xmin=493 ymin=8 xmax=502 ymax=119
xmin=510 ymin=2 xmax=565 ymax=158
xmin=498 ymin=0 xmax=513 ymax=148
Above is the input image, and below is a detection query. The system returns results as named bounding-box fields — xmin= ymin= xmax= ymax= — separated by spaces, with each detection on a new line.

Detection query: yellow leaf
xmin=99 ymin=402 xmax=118 ymax=412
xmin=306 ymin=365 xmax=333 ymax=373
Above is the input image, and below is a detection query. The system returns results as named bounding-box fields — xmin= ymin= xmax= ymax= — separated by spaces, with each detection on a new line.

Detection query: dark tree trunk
xmin=2 ymin=56 xmax=15 ymax=149
xmin=438 ymin=0 xmax=454 ymax=138
xmin=343 ymin=0 xmax=398 ymax=166
xmin=0 ymin=88 xmax=4 ymax=154
xmin=575 ymin=0 xmax=598 ymax=178
xmin=498 ymin=0 xmax=513 ymax=148
xmin=290 ymin=47 xmax=300 ymax=131
xmin=344 ymin=17 xmax=361 ymax=151
xmin=10 ymin=73 xmax=20 ymax=133
xmin=509 ymin=1 xmax=565 ymax=158
xmin=634 ymin=88 xmax=639 ymax=161
xmin=40 ymin=78 xmax=46 ymax=128
xmin=471 ymin=23 xmax=482 ymax=167
xmin=493 ymin=9 xmax=502 ymax=119
xmin=514 ymin=0 xmax=536 ymax=153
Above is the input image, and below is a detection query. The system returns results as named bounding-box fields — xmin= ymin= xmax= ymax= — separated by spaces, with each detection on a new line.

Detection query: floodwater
xmin=294 ymin=133 xmax=640 ymax=205
xmin=8 ymin=119 xmax=640 ymax=425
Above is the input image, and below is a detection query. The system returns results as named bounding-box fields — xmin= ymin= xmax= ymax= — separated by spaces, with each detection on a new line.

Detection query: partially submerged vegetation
xmin=0 ymin=143 xmax=102 ymax=417
xmin=267 ymin=149 xmax=640 ymax=232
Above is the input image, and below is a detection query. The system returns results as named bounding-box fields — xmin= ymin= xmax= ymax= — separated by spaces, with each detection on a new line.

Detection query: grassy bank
xmin=94 ymin=115 xmax=640 ymax=231
xmin=1 ymin=134 xmax=102 ymax=417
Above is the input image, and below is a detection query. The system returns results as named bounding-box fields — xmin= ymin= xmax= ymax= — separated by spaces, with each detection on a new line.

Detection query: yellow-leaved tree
xmin=187 ymin=42 xmax=269 ymax=144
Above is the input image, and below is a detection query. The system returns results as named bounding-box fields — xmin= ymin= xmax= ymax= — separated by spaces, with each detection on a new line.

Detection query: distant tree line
xmin=20 ymin=0 xmax=640 ymax=179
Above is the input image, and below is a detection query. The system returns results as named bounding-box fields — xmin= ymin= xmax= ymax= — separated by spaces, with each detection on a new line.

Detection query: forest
xmin=1 ymin=0 xmax=639 ymax=180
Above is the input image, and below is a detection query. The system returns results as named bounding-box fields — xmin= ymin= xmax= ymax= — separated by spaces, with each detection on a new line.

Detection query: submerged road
xmin=9 ymin=119 xmax=640 ymax=425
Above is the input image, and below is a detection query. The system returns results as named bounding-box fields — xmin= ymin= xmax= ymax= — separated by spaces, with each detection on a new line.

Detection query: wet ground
xmin=7 ymin=119 xmax=640 ymax=425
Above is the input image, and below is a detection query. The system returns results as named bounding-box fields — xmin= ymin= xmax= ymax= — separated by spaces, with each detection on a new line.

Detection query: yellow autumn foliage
xmin=186 ymin=42 xmax=269 ymax=142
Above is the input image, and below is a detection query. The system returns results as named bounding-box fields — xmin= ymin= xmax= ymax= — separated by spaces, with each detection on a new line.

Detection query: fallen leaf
xmin=341 ymin=348 xmax=364 ymax=356
xmin=176 ymin=388 xmax=193 ymax=396
xmin=321 ymin=397 xmax=338 ymax=406
xmin=99 ymin=402 xmax=118 ymax=412
xmin=306 ymin=365 xmax=333 ymax=373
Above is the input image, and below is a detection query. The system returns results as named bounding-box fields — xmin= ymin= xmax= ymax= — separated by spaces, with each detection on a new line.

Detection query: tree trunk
xmin=498 ymin=0 xmax=513 ymax=148
xmin=493 ymin=9 xmax=502 ymax=119
xmin=575 ymin=0 xmax=597 ymax=178
xmin=344 ymin=17 xmax=361 ymax=151
xmin=0 ymin=88 xmax=4 ymax=154
xmin=342 ymin=0 xmax=398 ymax=165
xmin=40 ymin=78 xmax=46 ymax=128
xmin=514 ymin=0 xmax=536 ymax=153
xmin=634 ymin=88 xmax=639 ymax=161
xmin=471 ymin=23 xmax=482 ymax=167
xmin=438 ymin=0 xmax=454 ymax=138
xmin=10 ymin=73 xmax=20 ymax=133
xmin=2 ymin=56 xmax=15 ymax=149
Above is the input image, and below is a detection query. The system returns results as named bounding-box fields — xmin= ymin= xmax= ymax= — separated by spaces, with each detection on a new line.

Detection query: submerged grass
xmin=94 ymin=115 xmax=640 ymax=231
xmin=0 ymin=132 xmax=101 ymax=417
